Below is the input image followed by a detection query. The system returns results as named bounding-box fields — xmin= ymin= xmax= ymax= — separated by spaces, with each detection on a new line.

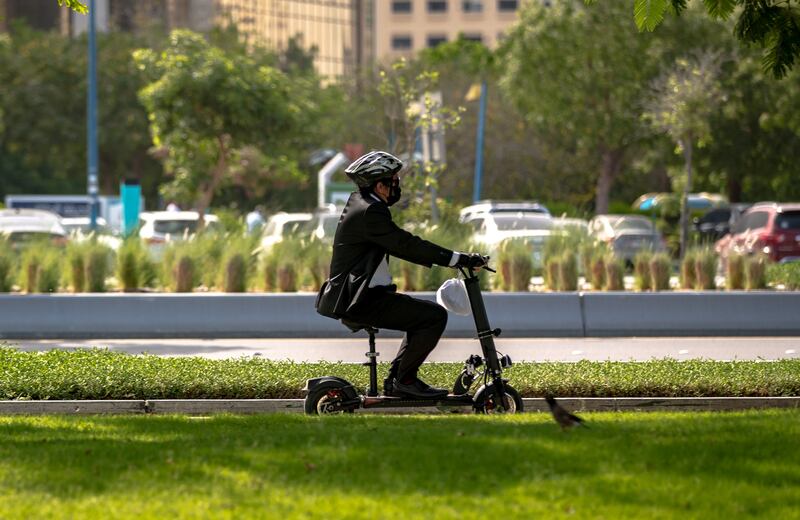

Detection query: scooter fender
xmin=472 ymin=379 xmax=511 ymax=402
xmin=302 ymin=376 xmax=359 ymax=400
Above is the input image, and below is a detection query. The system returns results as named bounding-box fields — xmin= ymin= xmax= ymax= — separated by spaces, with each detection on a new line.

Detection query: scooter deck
xmin=361 ymin=394 xmax=474 ymax=409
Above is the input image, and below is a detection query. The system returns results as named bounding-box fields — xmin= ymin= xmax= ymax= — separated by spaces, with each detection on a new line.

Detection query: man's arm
xmin=363 ymin=203 xmax=454 ymax=267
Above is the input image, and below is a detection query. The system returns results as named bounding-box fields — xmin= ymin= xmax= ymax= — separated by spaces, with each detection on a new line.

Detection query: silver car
xmin=588 ymin=214 xmax=666 ymax=264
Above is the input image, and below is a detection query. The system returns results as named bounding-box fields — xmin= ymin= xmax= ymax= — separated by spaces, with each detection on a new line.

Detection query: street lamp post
xmin=87 ymin=0 xmax=99 ymax=230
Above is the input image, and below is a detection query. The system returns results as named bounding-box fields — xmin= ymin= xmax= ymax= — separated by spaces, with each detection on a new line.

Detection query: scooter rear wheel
xmin=473 ymin=384 xmax=523 ymax=414
xmin=304 ymin=383 xmax=355 ymax=415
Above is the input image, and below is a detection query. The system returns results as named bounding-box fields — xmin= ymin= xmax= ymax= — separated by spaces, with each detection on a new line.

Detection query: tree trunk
xmin=595 ymin=148 xmax=623 ymax=215
xmin=195 ymin=136 xmax=228 ymax=228
xmin=679 ymin=138 xmax=693 ymax=260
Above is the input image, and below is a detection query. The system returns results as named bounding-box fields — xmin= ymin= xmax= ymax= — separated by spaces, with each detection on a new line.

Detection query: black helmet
xmin=344 ymin=151 xmax=403 ymax=188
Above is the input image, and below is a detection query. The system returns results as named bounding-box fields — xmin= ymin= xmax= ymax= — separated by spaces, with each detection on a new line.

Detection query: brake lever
xmin=483 ymin=265 xmax=496 ymax=273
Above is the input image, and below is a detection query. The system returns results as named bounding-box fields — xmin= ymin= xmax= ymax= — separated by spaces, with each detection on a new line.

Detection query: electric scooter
xmin=303 ymin=264 xmax=523 ymax=415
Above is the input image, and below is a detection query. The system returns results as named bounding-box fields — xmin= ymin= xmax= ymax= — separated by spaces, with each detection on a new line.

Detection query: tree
xmin=58 ymin=0 xmax=87 ymax=14
xmin=594 ymin=0 xmax=800 ymax=79
xmin=0 ymin=24 xmax=163 ymax=203
xmin=644 ymin=51 xmax=725 ymax=257
xmin=134 ymin=30 xmax=299 ymax=222
xmin=501 ymin=1 xmax=660 ymax=214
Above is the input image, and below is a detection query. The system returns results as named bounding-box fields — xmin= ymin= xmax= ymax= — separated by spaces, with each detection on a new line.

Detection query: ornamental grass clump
xmin=65 ymin=242 xmax=86 ymax=293
xmin=744 ymin=255 xmax=767 ymax=290
xmin=680 ymin=249 xmax=697 ymax=289
xmin=302 ymin=237 xmax=330 ymax=291
xmin=634 ymin=251 xmax=653 ymax=291
xmin=726 ymin=253 xmax=745 ymax=290
xmin=219 ymin=234 xmax=258 ymax=293
xmin=498 ymin=239 xmax=533 ymax=291
xmin=604 ymin=254 xmax=625 ymax=290
xmin=767 ymin=261 xmax=800 ymax=290
xmin=590 ymin=254 xmax=606 ymax=290
xmin=85 ymin=243 xmax=111 ymax=292
xmin=649 ymin=253 xmax=671 ymax=291
xmin=558 ymin=251 xmax=578 ymax=291
xmin=0 ymin=248 xmax=12 ymax=292
xmin=222 ymin=253 xmax=247 ymax=292
xmin=174 ymin=255 xmax=195 ymax=292
xmin=268 ymin=237 xmax=303 ymax=292
xmin=19 ymin=244 xmax=61 ymax=293
xmin=116 ymin=238 xmax=155 ymax=292
xmin=694 ymin=249 xmax=717 ymax=290
xmin=545 ymin=257 xmax=560 ymax=291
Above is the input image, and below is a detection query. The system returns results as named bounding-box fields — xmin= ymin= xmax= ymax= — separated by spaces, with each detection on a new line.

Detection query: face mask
xmin=386 ymin=178 xmax=402 ymax=206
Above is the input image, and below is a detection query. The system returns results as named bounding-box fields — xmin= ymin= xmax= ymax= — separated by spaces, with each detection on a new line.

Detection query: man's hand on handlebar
xmin=454 ymin=252 xmax=489 ymax=270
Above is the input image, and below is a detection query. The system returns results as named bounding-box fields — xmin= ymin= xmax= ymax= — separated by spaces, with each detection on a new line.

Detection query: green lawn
xmin=1 ymin=411 xmax=798 ymax=519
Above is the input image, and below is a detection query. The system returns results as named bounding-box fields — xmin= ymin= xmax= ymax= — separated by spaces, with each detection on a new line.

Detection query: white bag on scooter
xmin=436 ymin=278 xmax=471 ymax=316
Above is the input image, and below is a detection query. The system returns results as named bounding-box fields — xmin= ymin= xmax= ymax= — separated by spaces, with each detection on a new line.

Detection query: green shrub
xmin=767 ymin=262 xmax=800 ymax=290
xmin=604 ymin=254 xmax=625 ymax=291
xmin=558 ymin=251 xmax=578 ymax=291
xmin=649 ymin=253 xmax=671 ymax=291
xmin=20 ymin=248 xmax=41 ymax=293
xmin=634 ymin=251 xmax=653 ymax=291
xmin=680 ymin=250 xmax=698 ymax=289
xmin=744 ymin=255 xmax=767 ymax=290
xmin=36 ymin=248 xmax=61 ymax=293
xmin=726 ymin=254 xmax=745 ymax=290
xmin=694 ymin=249 xmax=717 ymax=290
xmin=193 ymin=233 xmax=226 ymax=289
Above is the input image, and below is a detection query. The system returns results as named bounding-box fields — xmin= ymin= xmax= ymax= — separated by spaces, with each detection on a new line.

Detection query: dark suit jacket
xmin=315 ymin=190 xmax=454 ymax=319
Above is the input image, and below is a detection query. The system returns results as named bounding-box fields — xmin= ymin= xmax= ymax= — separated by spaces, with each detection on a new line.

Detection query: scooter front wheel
xmin=472 ymin=383 xmax=523 ymax=414
xmin=304 ymin=383 xmax=356 ymax=415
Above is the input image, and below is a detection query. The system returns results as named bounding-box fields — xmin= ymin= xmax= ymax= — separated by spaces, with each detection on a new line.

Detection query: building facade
xmin=373 ymin=0 xmax=524 ymax=60
xmin=215 ymin=0 xmax=365 ymax=78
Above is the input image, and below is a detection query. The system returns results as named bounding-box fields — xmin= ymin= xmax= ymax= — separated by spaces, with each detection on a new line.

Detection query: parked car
xmin=260 ymin=212 xmax=312 ymax=251
xmin=139 ymin=211 xmax=220 ymax=246
xmin=459 ymin=200 xmax=550 ymax=223
xmin=303 ymin=207 xmax=341 ymax=243
xmin=0 ymin=208 xmax=68 ymax=250
xmin=715 ymin=202 xmax=800 ymax=264
xmin=61 ymin=216 xmax=122 ymax=251
xmin=588 ymin=214 xmax=666 ymax=265
xmin=465 ymin=212 xmax=554 ymax=269
xmin=552 ymin=217 xmax=590 ymax=237
xmin=692 ymin=203 xmax=752 ymax=242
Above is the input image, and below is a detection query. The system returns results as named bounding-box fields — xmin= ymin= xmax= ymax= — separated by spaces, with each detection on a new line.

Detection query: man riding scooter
xmin=315 ymin=151 xmax=487 ymax=399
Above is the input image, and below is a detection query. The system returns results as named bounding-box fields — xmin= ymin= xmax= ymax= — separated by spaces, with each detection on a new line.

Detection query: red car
xmin=715 ymin=202 xmax=800 ymax=263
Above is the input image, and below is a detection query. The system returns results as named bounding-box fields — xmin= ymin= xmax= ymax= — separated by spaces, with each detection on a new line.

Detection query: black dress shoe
xmin=394 ymin=379 xmax=448 ymax=399
xmin=414 ymin=378 xmax=449 ymax=395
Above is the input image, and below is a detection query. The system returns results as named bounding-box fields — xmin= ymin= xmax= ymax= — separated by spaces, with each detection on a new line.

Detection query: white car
xmin=0 ymin=208 xmax=68 ymax=249
xmin=138 ymin=211 xmax=220 ymax=259
xmin=61 ymin=217 xmax=122 ymax=251
xmin=459 ymin=200 xmax=550 ymax=223
xmin=465 ymin=212 xmax=555 ymax=269
xmin=260 ymin=212 xmax=312 ymax=251
xmin=588 ymin=214 xmax=666 ymax=265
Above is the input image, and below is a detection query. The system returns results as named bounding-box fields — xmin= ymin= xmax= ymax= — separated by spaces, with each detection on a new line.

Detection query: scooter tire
xmin=304 ymin=382 xmax=356 ymax=415
xmin=472 ymin=383 xmax=523 ymax=414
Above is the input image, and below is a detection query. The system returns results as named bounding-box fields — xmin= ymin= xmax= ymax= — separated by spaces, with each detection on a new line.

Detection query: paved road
xmin=5 ymin=337 xmax=799 ymax=362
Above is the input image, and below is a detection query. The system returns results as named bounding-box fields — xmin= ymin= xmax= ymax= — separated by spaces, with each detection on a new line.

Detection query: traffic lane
xmin=5 ymin=337 xmax=800 ymax=362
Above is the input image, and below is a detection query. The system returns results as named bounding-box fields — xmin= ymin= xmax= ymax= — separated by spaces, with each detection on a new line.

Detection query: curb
xmin=1 ymin=397 xmax=799 ymax=415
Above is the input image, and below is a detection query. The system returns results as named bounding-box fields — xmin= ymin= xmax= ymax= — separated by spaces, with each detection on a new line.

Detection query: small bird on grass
xmin=545 ymin=395 xmax=587 ymax=431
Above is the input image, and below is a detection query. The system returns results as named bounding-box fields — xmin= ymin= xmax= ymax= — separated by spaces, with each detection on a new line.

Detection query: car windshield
xmin=154 ymin=220 xmax=198 ymax=235
xmin=493 ymin=215 xmax=553 ymax=231
xmin=611 ymin=217 xmax=653 ymax=232
xmin=775 ymin=211 xmax=800 ymax=230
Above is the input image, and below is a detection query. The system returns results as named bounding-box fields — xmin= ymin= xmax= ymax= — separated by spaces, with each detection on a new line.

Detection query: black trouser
xmin=347 ymin=288 xmax=448 ymax=383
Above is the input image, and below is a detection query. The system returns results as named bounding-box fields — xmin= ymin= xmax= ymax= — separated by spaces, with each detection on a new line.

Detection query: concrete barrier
xmin=0 ymin=292 xmax=583 ymax=339
xmin=1 ymin=291 xmax=799 ymax=339
xmin=582 ymin=291 xmax=800 ymax=336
